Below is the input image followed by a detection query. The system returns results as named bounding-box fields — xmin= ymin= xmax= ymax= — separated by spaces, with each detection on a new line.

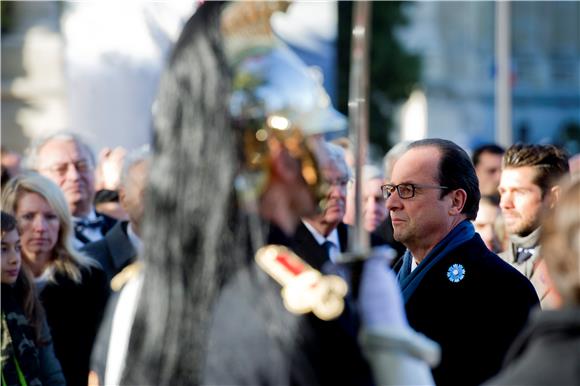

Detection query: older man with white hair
xmin=25 ymin=132 xmax=117 ymax=247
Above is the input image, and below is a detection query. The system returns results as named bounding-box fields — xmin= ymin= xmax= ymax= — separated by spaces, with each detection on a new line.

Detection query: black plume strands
xmin=122 ymin=2 xmax=246 ymax=385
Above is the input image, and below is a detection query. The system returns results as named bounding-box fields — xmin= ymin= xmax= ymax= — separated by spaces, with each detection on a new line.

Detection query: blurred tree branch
xmin=337 ymin=1 xmax=421 ymax=154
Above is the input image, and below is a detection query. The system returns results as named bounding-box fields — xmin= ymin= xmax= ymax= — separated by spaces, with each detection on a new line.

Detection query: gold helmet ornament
xmin=221 ymin=1 xmax=346 ymax=210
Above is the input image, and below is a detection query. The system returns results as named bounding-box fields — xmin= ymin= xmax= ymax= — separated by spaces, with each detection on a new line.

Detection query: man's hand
xmin=95 ymin=146 xmax=127 ymax=190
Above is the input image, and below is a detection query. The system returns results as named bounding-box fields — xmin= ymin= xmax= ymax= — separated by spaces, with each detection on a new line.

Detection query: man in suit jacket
xmin=82 ymin=147 xmax=150 ymax=283
xmin=293 ymin=142 xmax=396 ymax=338
xmin=294 ymin=142 xmax=352 ymax=268
xmin=86 ymin=147 xmax=150 ymax=386
xmin=388 ymin=139 xmax=539 ymax=386
xmin=25 ymin=132 xmax=117 ymax=247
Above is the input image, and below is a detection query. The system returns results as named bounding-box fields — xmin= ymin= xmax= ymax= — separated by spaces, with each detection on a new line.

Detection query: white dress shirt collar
xmin=126 ymin=223 xmax=143 ymax=255
xmin=302 ymin=220 xmax=341 ymax=262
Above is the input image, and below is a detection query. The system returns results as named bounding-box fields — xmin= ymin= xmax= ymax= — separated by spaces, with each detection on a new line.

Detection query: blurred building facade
xmin=1 ymin=1 xmax=193 ymax=155
xmin=398 ymin=1 xmax=580 ymax=154
xmin=1 ymin=1 xmax=66 ymax=153
xmin=2 ymin=2 xmax=579 ymax=156
xmin=1 ymin=1 xmax=332 ymax=155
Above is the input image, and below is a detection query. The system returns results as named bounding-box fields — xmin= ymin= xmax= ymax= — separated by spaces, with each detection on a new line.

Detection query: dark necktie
xmin=322 ymin=240 xmax=334 ymax=262
xmin=320 ymin=240 xmax=360 ymax=336
xmin=74 ymin=217 xmax=105 ymax=244
xmin=515 ymin=247 xmax=535 ymax=263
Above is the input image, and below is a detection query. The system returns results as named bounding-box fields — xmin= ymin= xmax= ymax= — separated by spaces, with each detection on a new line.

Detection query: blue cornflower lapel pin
xmin=447 ymin=263 xmax=465 ymax=283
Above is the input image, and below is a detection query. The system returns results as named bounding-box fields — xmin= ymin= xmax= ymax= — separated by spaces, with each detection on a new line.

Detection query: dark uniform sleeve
xmin=203 ymin=268 xmax=291 ymax=386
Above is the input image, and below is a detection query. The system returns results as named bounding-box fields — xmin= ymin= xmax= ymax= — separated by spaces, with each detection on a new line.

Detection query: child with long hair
xmin=1 ymin=211 xmax=65 ymax=386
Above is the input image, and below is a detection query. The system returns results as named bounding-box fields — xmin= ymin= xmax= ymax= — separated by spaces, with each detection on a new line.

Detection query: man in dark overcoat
xmin=389 ymin=138 xmax=540 ymax=386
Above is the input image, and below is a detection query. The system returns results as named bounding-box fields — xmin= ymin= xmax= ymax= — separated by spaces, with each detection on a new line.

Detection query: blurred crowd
xmin=1 ymin=2 xmax=579 ymax=386
xmin=2 ymin=128 xmax=578 ymax=386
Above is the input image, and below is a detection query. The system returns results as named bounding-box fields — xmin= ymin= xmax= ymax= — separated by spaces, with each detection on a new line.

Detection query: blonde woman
xmin=2 ymin=173 xmax=109 ymax=386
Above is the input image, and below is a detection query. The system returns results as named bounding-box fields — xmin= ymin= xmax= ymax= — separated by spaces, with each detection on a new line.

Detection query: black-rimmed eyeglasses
xmin=381 ymin=183 xmax=449 ymax=199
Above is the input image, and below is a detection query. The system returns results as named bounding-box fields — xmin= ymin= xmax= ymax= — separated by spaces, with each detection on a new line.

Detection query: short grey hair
xmin=323 ymin=141 xmax=351 ymax=179
xmin=361 ymin=164 xmax=383 ymax=182
xmin=24 ymin=131 xmax=96 ymax=171
xmin=120 ymin=145 xmax=152 ymax=188
xmin=383 ymin=141 xmax=412 ymax=181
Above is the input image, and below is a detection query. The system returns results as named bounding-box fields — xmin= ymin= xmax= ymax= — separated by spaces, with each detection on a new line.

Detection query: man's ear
xmin=448 ymin=189 xmax=467 ymax=216
xmin=546 ymin=185 xmax=561 ymax=209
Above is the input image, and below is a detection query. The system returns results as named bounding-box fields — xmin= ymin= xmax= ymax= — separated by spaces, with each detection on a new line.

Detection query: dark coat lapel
xmin=337 ymin=222 xmax=348 ymax=253
xmin=105 ymin=221 xmax=137 ymax=273
xmin=98 ymin=212 xmax=117 ymax=236
xmin=292 ymin=222 xmax=329 ymax=271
